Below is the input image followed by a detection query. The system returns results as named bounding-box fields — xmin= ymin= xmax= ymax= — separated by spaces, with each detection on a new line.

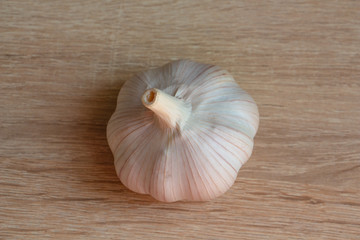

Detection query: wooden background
xmin=1 ymin=1 xmax=360 ymax=239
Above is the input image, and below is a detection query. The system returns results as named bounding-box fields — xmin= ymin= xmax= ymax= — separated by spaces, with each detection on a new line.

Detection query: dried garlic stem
xmin=142 ymin=88 xmax=191 ymax=129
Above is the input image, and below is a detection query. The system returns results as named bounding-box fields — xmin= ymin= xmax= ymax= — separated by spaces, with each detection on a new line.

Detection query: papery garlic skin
xmin=107 ymin=60 xmax=259 ymax=202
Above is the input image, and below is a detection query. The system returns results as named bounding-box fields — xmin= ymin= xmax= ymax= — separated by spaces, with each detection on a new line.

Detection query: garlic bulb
xmin=107 ymin=60 xmax=259 ymax=202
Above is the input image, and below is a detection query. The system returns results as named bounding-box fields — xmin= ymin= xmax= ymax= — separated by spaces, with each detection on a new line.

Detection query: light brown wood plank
xmin=1 ymin=0 xmax=360 ymax=239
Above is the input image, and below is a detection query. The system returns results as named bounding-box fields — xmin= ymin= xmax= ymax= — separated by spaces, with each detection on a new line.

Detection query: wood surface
xmin=1 ymin=1 xmax=360 ymax=239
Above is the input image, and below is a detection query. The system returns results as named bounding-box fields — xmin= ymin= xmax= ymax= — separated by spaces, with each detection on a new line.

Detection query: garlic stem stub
xmin=142 ymin=88 xmax=191 ymax=130
xmin=107 ymin=60 xmax=259 ymax=202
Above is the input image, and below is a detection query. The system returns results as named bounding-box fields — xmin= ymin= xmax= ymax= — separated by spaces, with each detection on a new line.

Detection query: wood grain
xmin=1 ymin=0 xmax=360 ymax=239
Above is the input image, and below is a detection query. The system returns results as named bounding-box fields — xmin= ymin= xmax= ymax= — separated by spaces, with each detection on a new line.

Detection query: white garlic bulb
xmin=107 ymin=60 xmax=259 ymax=202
